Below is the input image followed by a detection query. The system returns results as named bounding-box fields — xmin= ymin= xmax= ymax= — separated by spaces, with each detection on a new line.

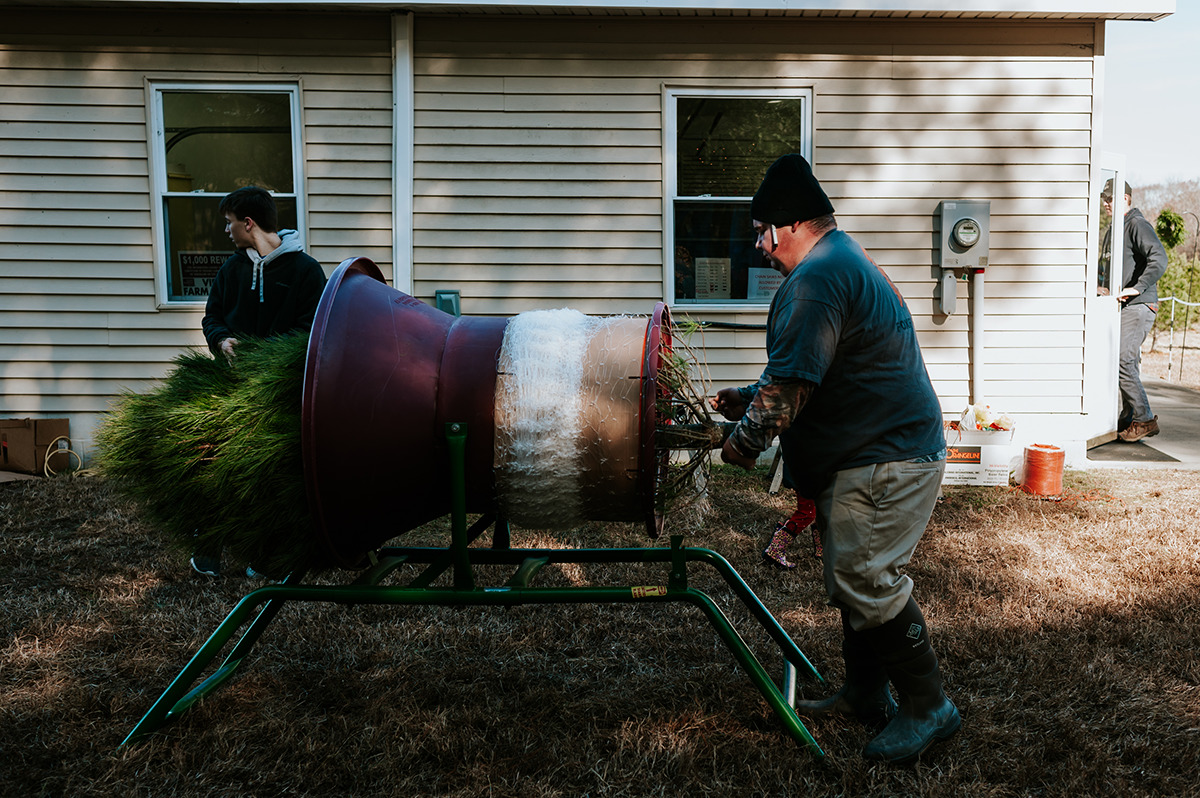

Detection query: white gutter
xmin=0 ymin=0 xmax=1174 ymax=19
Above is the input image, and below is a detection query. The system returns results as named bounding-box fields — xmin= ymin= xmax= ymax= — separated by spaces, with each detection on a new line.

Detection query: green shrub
xmin=1157 ymin=207 xmax=1187 ymax=250
xmin=1154 ymin=247 xmax=1200 ymax=331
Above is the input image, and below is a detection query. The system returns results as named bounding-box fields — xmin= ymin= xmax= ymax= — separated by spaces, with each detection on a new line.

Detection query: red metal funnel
xmin=302 ymin=257 xmax=669 ymax=568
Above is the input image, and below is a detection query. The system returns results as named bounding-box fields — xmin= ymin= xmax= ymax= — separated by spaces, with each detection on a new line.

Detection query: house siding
xmin=412 ymin=16 xmax=1096 ymax=416
xmin=0 ymin=9 xmax=394 ymax=455
xmin=3 ymin=9 xmax=1101 ymax=458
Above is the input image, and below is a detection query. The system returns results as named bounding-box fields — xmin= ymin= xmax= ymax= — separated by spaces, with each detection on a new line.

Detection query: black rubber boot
xmin=862 ymin=598 xmax=960 ymax=765
xmin=795 ymin=612 xmax=898 ymax=729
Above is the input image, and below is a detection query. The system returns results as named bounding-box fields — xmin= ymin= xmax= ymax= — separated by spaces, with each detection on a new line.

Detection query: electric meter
xmin=951 ymin=218 xmax=982 ymax=249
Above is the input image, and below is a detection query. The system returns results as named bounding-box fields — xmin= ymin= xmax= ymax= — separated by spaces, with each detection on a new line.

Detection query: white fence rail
xmin=1159 ymin=295 xmax=1200 ymax=381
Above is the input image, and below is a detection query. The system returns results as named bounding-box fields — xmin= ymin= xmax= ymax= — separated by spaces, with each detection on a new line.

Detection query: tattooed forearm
xmin=726 ymin=377 xmax=814 ymax=458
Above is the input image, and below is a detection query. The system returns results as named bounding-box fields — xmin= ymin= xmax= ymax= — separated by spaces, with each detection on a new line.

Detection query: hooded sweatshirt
xmin=201 ymin=229 xmax=328 ymax=354
xmin=1119 ymin=208 xmax=1169 ymax=308
xmin=1100 ymin=208 xmax=1169 ymax=308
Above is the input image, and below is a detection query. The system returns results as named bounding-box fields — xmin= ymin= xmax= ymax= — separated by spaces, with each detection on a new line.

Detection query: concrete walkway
xmin=1087 ymin=378 xmax=1200 ymax=470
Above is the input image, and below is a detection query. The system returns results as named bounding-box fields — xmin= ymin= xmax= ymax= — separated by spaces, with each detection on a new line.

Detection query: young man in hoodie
xmin=191 ymin=186 xmax=327 ymax=576
xmin=202 ymin=185 xmax=327 ymax=360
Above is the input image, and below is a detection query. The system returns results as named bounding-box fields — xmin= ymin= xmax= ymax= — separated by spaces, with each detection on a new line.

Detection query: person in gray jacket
xmin=1100 ymin=180 xmax=1168 ymax=442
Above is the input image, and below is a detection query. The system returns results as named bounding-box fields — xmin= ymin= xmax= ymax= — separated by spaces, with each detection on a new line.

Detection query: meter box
xmin=938 ymin=200 xmax=990 ymax=271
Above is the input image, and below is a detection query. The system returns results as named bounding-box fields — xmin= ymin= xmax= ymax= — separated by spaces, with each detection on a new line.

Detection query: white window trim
xmin=662 ymin=85 xmax=814 ymax=311
xmin=146 ymin=80 xmax=306 ymax=308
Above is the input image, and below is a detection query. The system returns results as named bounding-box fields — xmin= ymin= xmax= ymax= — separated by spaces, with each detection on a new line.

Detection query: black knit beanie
xmin=751 ymin=154 xmax=835 ymax=226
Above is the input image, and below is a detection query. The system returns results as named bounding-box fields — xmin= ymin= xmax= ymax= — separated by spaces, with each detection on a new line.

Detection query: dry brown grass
xmin=3 ymin=467 xmax=1199 ymax=797
xmin=1143 ymin=341 xmax=1200 ymax=392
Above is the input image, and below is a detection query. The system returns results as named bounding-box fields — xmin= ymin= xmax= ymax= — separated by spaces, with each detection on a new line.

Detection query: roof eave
xmin=0 ymin=0 xmax=1175 ymax=21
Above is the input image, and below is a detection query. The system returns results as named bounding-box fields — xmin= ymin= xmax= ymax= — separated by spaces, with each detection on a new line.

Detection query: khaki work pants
xmin=815 ymin=458 xmax=945 ymax=632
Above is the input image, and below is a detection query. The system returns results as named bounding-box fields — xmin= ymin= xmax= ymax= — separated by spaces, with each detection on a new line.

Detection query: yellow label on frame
xmin=631 ymin=585 xmax=668 ymax=599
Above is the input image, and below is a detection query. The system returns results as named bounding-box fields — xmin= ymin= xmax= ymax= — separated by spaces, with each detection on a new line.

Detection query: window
xmin=666 ymin=89 xmax=813 ymax=307
xmin=149 ymin=84 xmax=303 ymax=304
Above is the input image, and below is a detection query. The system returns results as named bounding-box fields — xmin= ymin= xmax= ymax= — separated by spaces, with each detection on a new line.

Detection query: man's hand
xmin=1118 ymin=287 xmax=1139 ymax=303
xmin=219 ymin=337 xmax=239 ymax=360
xmin=710 ymin=387 xmax=749 ymax=421
xmin=720 ymin=437 xmax=758 ymax=470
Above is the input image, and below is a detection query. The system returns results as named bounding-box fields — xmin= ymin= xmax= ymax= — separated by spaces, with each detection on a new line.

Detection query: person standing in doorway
xmin=191 ymin=186 xmax=327 ymax=577
xmin=1101 ymin=179 xmax=1168 ymax=442
xmin=711 ymin=154 xmax=957 ymax=765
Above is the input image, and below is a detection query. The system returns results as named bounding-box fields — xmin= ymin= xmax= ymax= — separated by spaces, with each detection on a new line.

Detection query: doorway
xmin=1082 ymin=155 xmax=1126 ymax=445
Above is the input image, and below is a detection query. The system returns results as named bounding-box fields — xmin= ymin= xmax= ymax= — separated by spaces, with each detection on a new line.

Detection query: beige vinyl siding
xmin=0 ymin=9 xmax=393 ymax=453
xmin=412 ymin=16 xmax=1095 ymax=416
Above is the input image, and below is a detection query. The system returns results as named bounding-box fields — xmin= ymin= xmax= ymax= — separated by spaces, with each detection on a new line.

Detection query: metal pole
xmin=1182 ymin=212 xmax=1199 ymax=381
xmin=1168 ymin=300 xmax=1177 ymax=381
xmin=971 ymin=268 xmax=986 ymax=404
xmin=782 ymin=660 xmax=798 ymax=707
xmin=445 ymin=422 xmax=474 ymax=591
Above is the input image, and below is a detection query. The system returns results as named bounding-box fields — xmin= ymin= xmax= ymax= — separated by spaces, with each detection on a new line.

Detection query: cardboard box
xmin=943 ymin=424 xmax=1014 ymax=486
xmin=1 ymin=418 xmax=71 ymax=475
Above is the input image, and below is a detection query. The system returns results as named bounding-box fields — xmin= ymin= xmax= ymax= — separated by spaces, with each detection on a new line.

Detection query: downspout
xmin=971 ymin=268 xmax=986 ymax=404
xmin=392 ymin=11 xmax=415 ymax=293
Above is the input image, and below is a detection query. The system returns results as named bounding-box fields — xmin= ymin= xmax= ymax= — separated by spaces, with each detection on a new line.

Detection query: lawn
xmin=2 ymin=466 xmax=1198 ymax=797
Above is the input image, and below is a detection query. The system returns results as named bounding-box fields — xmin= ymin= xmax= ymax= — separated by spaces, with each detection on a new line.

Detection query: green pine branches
xmin=95 ymin=333 xmax=316 ymax=577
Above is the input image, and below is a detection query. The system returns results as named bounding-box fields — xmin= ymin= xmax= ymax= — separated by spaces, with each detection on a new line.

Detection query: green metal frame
xmin=121 ymin=423 xmax=825 ymax=756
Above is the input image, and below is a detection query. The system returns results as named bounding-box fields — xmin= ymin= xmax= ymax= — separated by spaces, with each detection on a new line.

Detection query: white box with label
xmin=943 ymin=425 xmax=1014 ymax=486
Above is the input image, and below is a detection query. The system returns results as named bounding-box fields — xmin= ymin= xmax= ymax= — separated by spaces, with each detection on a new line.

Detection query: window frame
xmin=663 ymin=85 xmax=814 ymax=309
xmin=147 ymin=80 xmax=306 ymax=308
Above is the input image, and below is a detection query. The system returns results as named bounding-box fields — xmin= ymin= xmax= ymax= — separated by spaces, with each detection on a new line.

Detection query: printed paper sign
xmin=178 ymin=251 xmax=227 ymax=297
xmin=747 ymin=267 xmax=784 ymax=299
xmin=694 ymin=257 xmax=731 ymax=300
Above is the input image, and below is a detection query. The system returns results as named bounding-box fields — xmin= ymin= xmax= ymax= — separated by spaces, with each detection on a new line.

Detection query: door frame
xmin=1082 ymin=152 xmax=1126 ymax=446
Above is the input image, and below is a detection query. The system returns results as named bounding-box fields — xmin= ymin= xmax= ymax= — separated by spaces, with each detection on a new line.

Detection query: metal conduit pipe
xmin=971 ymin=268 xmax=986 ymax=405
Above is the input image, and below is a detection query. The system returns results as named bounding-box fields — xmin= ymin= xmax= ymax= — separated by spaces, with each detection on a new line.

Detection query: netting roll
xmin=494 ymin=310 xmax=646 ymax=528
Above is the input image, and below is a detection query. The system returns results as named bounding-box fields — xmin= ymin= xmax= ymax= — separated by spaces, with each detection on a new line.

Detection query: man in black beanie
xmin=711 ymin=154 xmax=958 ymax=765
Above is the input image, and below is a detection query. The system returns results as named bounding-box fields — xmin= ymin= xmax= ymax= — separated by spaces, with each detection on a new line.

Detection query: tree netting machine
xmin=117 ymin=257 xmax=826 ymax=756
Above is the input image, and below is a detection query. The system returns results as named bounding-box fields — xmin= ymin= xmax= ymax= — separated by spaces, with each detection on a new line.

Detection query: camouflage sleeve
xmin=724 ymin=376 xmax=814 ymax=460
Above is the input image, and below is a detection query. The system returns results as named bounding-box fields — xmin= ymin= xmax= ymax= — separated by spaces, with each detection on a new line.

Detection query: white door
xmin=1082 ymin=155 xmax=1126 ymax=445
